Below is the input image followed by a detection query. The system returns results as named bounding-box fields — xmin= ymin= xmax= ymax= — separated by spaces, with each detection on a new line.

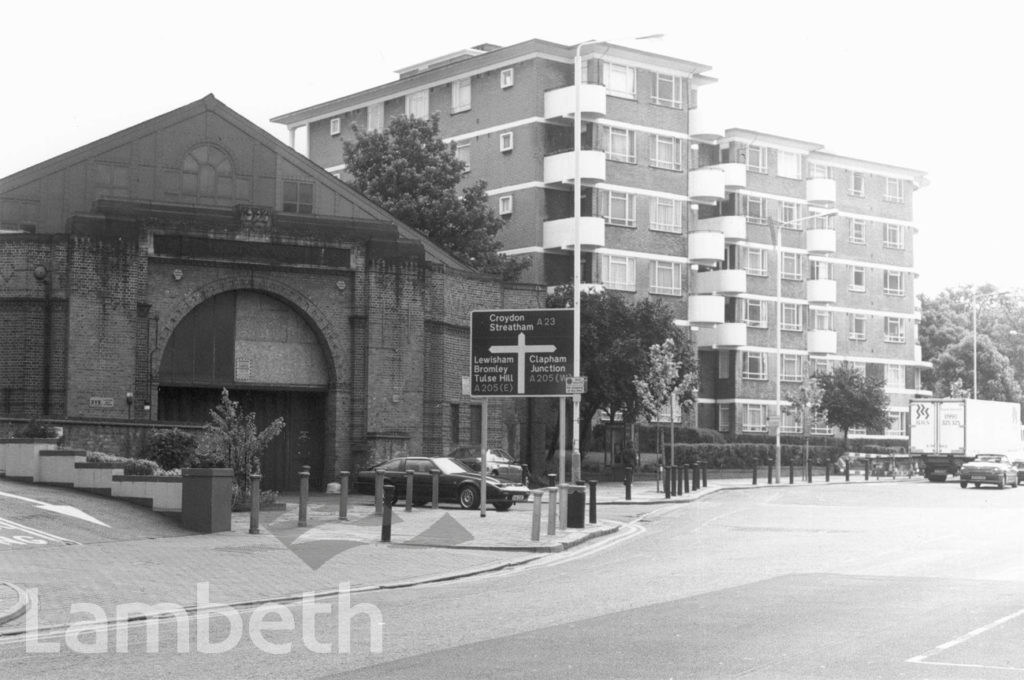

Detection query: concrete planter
xmin=38 ymin=449 xmax=88 ymax=486
xmin=0 ymin=438 xmax=61 ymax=481
xmin=181 ymin=468 xmax=233 ymax=533
xmin=73 ymin=462 xmax=126 ymax=495
xmin=110 ymin=475 xmax=183 ymax=513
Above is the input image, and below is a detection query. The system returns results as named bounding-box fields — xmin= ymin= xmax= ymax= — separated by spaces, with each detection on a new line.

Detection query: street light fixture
xmin=572 ymin=34 xmax=663 ymax=483
xmin=768 ymin=209 xmax=837 ymax=484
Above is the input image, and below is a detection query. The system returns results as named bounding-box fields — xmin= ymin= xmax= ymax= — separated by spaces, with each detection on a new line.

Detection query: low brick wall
xmin=110 ymin=475 xmax=183 ymax=513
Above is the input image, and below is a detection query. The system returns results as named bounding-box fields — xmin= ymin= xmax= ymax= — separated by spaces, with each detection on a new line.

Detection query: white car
xmin=959 ymin=454 xmax=1020 ymax=489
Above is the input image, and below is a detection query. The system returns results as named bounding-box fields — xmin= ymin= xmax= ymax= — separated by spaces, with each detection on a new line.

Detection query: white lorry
xmin=909 ymin=398 xmax=1024 ymax=483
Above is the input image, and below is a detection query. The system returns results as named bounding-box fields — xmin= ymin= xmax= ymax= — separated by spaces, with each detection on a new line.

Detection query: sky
xmin=2 ymin=0 xmax=1017 ymax=296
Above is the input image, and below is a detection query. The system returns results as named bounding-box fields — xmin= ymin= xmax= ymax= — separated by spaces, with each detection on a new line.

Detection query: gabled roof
xmin=0 ymin=94 xmax=472 ymax=272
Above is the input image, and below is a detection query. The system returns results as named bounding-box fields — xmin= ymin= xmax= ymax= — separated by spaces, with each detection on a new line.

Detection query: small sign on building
xmin=89 ymin=397 xmax=114 ymax=408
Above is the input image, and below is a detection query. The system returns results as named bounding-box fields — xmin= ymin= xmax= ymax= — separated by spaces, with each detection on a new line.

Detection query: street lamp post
xmin=972 ymin=289 xmax=1016 ymax=398
xmin=572 ymin=35 xmax=662 ymax=482
xmin=768 ymin=210 xmax=837 ymax=483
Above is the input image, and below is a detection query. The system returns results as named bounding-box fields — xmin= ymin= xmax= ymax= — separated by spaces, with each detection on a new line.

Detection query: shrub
xmin=84 ymin=451 xmax=159 ymax=476
xmin=144 ymin=429 xmax=197 ymax=471
xmin=14 ymin=419 xmax=59 ymax=439
xmin=231 ymin=483 xmax=280 ymax=511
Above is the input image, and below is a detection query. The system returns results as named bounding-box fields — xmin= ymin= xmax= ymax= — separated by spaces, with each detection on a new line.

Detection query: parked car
xmin=959 ymin=454 xmax=1020 ymax=489
xmin=447 ymin=447 xmax=525 ymax=484
xmin=353 ymin=456 xmax=530 ymax=510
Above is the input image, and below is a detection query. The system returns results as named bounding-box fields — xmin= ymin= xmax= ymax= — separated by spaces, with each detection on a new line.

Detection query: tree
xmin=342 ymin=114 xmax=529 ymax=281
xmin=929 ymin=335 xmax=1022 ymax=402
xmin=195 ymin=389 xmax=285 ymax=493
xmin=545 ymin=286 xmax=696 ymax=456
xmin=812 ymin=362 xmax=890 ymax=448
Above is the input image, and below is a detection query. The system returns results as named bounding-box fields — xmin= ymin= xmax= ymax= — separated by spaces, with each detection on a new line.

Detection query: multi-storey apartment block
xmin=272 ymin=39 xmax=929 ymax=442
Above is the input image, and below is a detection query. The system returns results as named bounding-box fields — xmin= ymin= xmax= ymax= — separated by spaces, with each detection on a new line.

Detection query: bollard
xmin=624 ymin=466 xmax=633 ymax=501
xmin=530 ymin=491 xmax=543 ymax=541
xmin=683 ymin=464 xmax=690 ymax=494
xmin=559 ymin=484 xmax=569 ymax=530
xmin=521 ymin=463 xmax=530 ymax=487
xmin=656 ymin=465 xmax=662 ymax=494
xmin=825 ymin=461 xmax=830 ymax=483
xmin=405 ymin=470 xmax=414 ymax=512
xmin=672 ymin=465 xmax=680 ymax=496
xmin=374 ymin=469 xmax=385 ymax=516
xmin=768 ymin=462 xmax=773 ymax=485
xmin=807 ymin=460 xmax=813 ymax=484
xmin=845 ymin=461 xmax=850 ymax=482
xmin=338 ymin=471 xmax=349 ymax=520
xmin=249 ymin=473 xmax=262 ymax=535
xmin=587 ymin=480 xmax=597 ymax=524
xmin=381 ymin=484 xmax=394 ymax=542
xmin=865 ymin=459 xmax=870 ymax=481
xmin=298 ymin=466 xmax=310 ymax=527
xmin=891 ymin=456 xmax=896 ymax=480
xmin=663 ymin=466 xmax=671 ymax=499
xmin=789 ymin=460 xmax=794 ymax=485
xmin=702 ymin=464 xmax=708 ymax=489
xmin=431 ymin=469 xmax=440 ymax=509
xmin=752 ymin=463 xmax=758 ymax=485
xmin=547 ymin=486 xmax=557 ymax=535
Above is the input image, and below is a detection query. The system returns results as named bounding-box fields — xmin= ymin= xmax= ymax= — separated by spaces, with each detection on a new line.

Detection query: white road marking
xmin=0 ymin=517 xmax=79 ymax=546
xmin=0 ymin=490 xmax=108 ymax=527
xmin=907 ymin=606 xmax=1024 ymax=670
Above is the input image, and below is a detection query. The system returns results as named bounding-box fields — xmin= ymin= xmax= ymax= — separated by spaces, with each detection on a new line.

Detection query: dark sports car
xmin=353 ymin=456 xmax=531 ymax=511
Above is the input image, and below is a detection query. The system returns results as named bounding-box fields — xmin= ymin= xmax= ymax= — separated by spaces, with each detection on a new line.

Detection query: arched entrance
xmin=157 ymin=290 xmax=330 ymax=492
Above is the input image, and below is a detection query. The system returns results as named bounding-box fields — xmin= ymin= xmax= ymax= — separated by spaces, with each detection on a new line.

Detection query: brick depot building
xmin=0 ymin=95 xmax=543 ymax=491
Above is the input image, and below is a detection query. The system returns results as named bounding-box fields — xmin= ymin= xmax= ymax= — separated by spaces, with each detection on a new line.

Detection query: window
xmin=808 ymin=212 xmax=834 ymax=231
xmin=653 ymin=73 xmax=684 ymax=108
xmin=811 ymin=358 xmax=832 ymax=375
xmin=742 ymin=352 xmax=768 ymax=380
xmin=603 ymin=126 xmax=636 ymax=163
xmin=500 ymin=68 xmax=514 ymax=88
xmin=811 ymin=416 xmax=832 ymax=436
xmin=743 ymin=299 xmax=767 ymax=328
xmin=849 ymin=172 xmax=865 ymax=197
xmin=885 ymin=410 xmax=907 ymax=437
xmin=777 ymin=151 xmax=802 ymax=179
xmin=650 ymin=197 xmax=684 ymax=233
xmin=744 ymin=195 xmax=767 ymax=225
xmin=849 ymin=314 xmax=866 ymax=340
xmin=406 ymin=89 xmax=429 ymax=119
xmin=717 ymin=404 xmax=732 ymax=433
xmin=781 ymin=354 xmax=803 ymax=382
xmin=652 ymin=135 xmax=684 ymax=170
xmin=329 ymin=118 xmax=341 ymax=136
xmin=848 ymin=362 xmax=867 ymax=376
xmin=742 ymin=404 xmax=767 ymax=432
xmin=599 ymin=254 xmax=636 ymax=291
xmin=781 ymin=303 xmax=802 ymax=331
xmin=498 ymin=195 xmax=513 ymax=216
xmin=451 ymin=78 xmax=471 ymax=113
xmin=600 ymin=190 xmax=637 ymax=227
xmin=650 ymin=261 xmax=683 ymax=296
xmin=779 ymin=202 xmax=799 ymax=226
xmin=810 ymin=260 xmax=833 ymax=283
xmin=813 ymin=309 xmax=833 ymax=331
xmin=746 ymin=145 xmax=768 ymax=173
xmin=282 ymin=180 xmax=313 ymax=214
xmin=781 ymin=410 xmax=802 ymax=434
xmin=744 ymin=247 xmax=768 ymax=276
xmin=182 ymin=145 xmax=234 ymax=199
xmin=849 ymin=219 xmax=866 ymax=244
xmin=884 ymin=317 xmax=906 ymax=343
xmin=849 ymin=266 xmax=866 ymax=292
xmin=884 ymin=177 xmax=904 ymax=202
xmin=455 ymin=143 xmax=471 ymax=171
xmin=603 ymin=62 xmax=637 ymax=98
xmin=718 ymin=351 xmax=730 ymax=379
xmin=884 ymin=270 xmax=905 ymax=296
xmin=886 ymin=364 xmax=906 ymax=389
xmin=367 ymin=103 xmax=384 ymax=132
xmin=782 ymin=252 xmax=803 ymax=280
xmin=499 ymin=131 xmax=514 ymax=152
xmin=808 ymin=163 xmax=832 ymax=179
xmin=883 ymin=223 xmax=905 ymax=249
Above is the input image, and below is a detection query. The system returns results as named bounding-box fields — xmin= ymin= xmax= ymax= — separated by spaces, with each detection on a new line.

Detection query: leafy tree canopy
xmin=812 ymin=362 xmax=889 ymax=446
xmin=343 ymin=113 xmax=528 ymax=281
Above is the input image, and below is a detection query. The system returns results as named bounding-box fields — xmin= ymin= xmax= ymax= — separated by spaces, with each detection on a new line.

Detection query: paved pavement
xmin=0 ymin=471 xmax=908 ymax=635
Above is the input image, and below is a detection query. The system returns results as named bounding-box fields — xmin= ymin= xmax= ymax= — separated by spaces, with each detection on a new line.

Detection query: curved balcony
xmin=806 ymin=228 xmax=837 ymax=254
xmin=714 ymin=162 xmax=747 ymax=190
xmin=687 ymin=230 xmax=725 ymax=266
xmin=544 ymin=83 xmax=607 ymax=120
xmin=807 ymin=330 xmax=837 ymax=355
xmin=806 ymin=279 xmax=837 ymax=304
xmin=806 ymin=178 xmax=837 ymax=208
xmin=688 ymin=167 xmax=726 ymax=204
xmin=697 ymin=215 xmax=746 ymax=242
xmin=694 ymin=322 xmax=747 ymax=348
xmin=542 ymin=216 xmax=605 ymax=250
xmin=687 ymin=294 xmax=725 ymax=327
xmin=693 ymin=268 xmax=746 ymax=296
xmin=544 ymin=150 xmax=605 ymax=185
xmin=688 ymin=109 xmax=722 ymax=142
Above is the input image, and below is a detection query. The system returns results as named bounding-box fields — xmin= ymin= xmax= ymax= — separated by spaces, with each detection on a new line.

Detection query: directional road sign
xmin=470 ymin=309 xmax=575 ymax=397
